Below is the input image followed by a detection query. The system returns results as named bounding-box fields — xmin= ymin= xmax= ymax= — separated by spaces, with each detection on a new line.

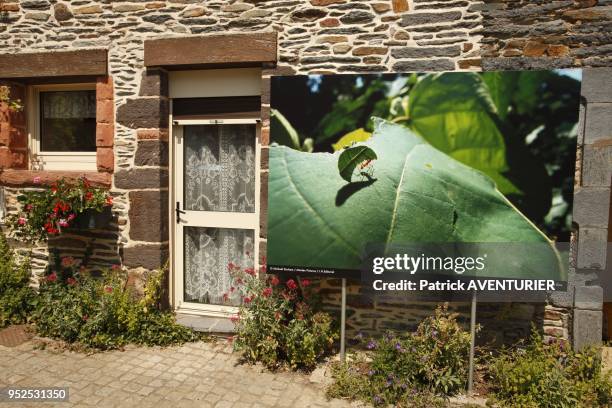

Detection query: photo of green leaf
xmin=268 ymin=71 xmax=580 ymax=279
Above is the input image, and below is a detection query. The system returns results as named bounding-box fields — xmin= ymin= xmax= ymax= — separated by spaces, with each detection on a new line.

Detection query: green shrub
xmin=488 ymin=330 xmax=612 ymax=408
xmin=32 ymin=261 xmax=199 ymax=349
xmin=0 ymin=232 xmax=35 ymax=328
xmin=327 ymin=304 xmax=472 ymax=406
xmin=228 ymin=265 xmax=338 ymax=370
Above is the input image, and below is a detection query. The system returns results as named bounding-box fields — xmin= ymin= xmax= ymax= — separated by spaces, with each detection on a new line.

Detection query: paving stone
xmin=0 ymin=340 xmax=351 ymax=407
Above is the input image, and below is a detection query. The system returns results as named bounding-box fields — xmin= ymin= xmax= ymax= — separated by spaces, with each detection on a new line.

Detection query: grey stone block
xmin=581 ymin=144 xmax=612 ymax=187
xmin=585 ymin=103 xmax=612 ymax=145
xmin=392 ymin=45 xmax=461 ymax=58
xmin=573 ymin=187 xmax=611 ymax=228
xmin=573 ymin=309 xmax=602 ymax=350
xmin=574 ymin=285 xmax=603 ymax=310
xmin=393 ymin=58 xmax=455 ymax=72
xmin=577 ymin=228 xmax=608 ymax=270
xmin=582 ymin=68 xmax=612 ymax=103
xmin=482 ymin=57 xmax=573 ymax=71
xmin=176 ymin=313 xmax=236 ymax=333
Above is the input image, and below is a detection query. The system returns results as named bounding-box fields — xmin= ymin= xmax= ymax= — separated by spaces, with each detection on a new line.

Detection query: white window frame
xmin=171 ymin=118 xmax=261 ymax=318
xmin=27 ymin=83 xmax=97 ymax=171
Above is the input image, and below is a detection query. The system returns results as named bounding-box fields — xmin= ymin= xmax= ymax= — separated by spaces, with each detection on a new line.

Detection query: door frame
xmin=169 ymin=112 xmax=261 ymax=318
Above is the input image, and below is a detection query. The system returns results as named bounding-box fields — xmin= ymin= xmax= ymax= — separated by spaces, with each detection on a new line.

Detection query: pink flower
xmin=46 ymin=272 xmax=57 ymax=282
xmin=286 ymin=279 xmax=298 ymax=290
xmin=61 ymin=257 xmax=75 ymax=267
xmin=243 ymin=296 xmax=252 ymax=304
xmin=104 ymin=286 xmax=113 ymax=293
xmin=82 ymin=314 xmax=88 ymax=321
xmin=244 ymin=267 xmax=256 ymax=276
xmin=25 ymin=204 xmax=32 ymax=211
xmin=274 ymin=311 xmax=282 ymax=321
xmin=33 ymin=176 xmax=41 ymax=184
xmin=222 ymin=293 xmax=229 ymax=302
xmin=262 ymin=287 xmax=273 ymax=298
xmin=270 ymin=276 xmax=279 ymax=286
xmin=17 ymin=217 xmax=26 ymax=225
xmin=301 ymin=279 xmax=311 ymax=287
xmin=66 ymin=277 xmax=77 ymax=286
xmin=67 ymin=213 xmax=76 ymax=221
xmin=230 ymin=315 xmax=239 ymax=323
xmin=227 ymin=262 xmax=235 ymax=271
xmin=58 ymin=219 xmax=69 ymax=227
xmin=111 ymin=264 xmax=121 ymax=270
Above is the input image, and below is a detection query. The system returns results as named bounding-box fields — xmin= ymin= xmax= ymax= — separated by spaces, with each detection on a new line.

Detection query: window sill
xmin=0 ymin=170 xmax=111 ymax=188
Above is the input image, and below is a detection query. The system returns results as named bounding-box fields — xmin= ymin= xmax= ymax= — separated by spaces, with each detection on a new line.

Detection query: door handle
xmin=176 ymin=202 xmax=186 ymax=223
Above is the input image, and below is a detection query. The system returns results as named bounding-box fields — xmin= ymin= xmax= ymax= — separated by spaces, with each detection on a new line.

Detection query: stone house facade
xmin=0 ymin=0 xmax=610 ymax=348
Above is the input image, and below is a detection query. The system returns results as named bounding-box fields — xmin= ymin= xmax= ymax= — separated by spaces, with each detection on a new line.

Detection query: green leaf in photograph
xmin=271 ymin=109 xmax=313 ymax=152
xmin=481 ymin=71 xmax=520 ymax=121
xmin=268 ymin=119 xmax=563 ymax=280
xmin=332 ymin=128 xmax=372 ymax=152
xmin=337 ymin=145 xmax=377 ymax=182
xmin=407 ymin=73 xmax=520 ymax=195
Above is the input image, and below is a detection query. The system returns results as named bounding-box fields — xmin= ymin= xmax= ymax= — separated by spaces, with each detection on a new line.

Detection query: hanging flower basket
xmin=5 ymin=177 xmax=113 ymax=243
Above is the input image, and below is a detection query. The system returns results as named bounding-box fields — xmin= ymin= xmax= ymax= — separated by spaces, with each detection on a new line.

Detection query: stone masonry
xmin=0 ymin=0 xmax=610 ymax=347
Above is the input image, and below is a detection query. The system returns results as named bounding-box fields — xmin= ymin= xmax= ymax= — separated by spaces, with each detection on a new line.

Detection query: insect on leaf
xmin=337 ymin=145 xmax=377 ymax=182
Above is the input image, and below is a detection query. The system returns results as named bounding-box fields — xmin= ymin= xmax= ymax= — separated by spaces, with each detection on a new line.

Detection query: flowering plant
xmin=5 ymin=177 xmax=113 ymax=242
xmin=226 ymin=262 xmax=337 ymax=369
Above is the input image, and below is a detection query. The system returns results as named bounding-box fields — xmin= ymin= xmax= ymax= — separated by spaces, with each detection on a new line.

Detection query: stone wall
xmin=0 ymin=0 xmax=610 ymax=345
xmin=480 ymin=0 xmax=612 ymax=70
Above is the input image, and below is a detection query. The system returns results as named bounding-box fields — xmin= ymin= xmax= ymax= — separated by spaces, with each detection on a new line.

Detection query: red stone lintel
xmin=144 ymin=32 xmax=277 ymax=69
xmin=0 ymin=170 xmax=111 ymax=188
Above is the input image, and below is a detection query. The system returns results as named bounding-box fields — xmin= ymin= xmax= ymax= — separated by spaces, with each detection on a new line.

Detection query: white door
xmin=173 ymin=119 xmax=260 ymax=317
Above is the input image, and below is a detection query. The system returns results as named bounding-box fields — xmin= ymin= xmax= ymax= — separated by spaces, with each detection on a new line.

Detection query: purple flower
xmin=401 ymin=383 xmax=408 ymax=390
xmin=367 ymin=370 xmax=375 ymax=377
xmin=386 ymin=378 xmax=393 ymax=387
xmin=367 ymin=340 xmax=377 ymax=350
xmin=373 ymin=396 xmax=382 ymax=404
xmin=432 ymin=330 xmax=438 ymax=338
xmin=395 ymin=342 xmax=403 ymax=351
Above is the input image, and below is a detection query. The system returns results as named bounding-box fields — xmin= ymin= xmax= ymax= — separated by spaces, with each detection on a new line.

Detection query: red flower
xmin=66 ymin=277 xmax=77 ymax=286
xmin=230 ymin=315 xmax=239 ymax=323
xmin=85 ymin=191 xmax=94 ymax=201
xmin=243 ymin=296 xmax=252 ymax=304
xmin=111 ymin=264 xmax=121 ymax=270
xmin=270 ymin=276 xmax=279 ymax=286
xmin=274 ymin=311 xmax=282 ymax=321
xmin=301 ymin=279 xmax=311 ymax=287
xmin=104 ymin=286 xmax=113 ymax=293
xmin=105 ymin=195 xmax=113 ymax=206
xmin=46 ymin=272 xmax=57 ymax=282
xmin=227 ymin=262 xmax=235 ymax=271
xmin=82 ymin=314 xmax=88 ymax=321
xmin=286 ymin=279 xmax=298 ymax=290
xmin=260 ymin=264 xmax=267 ymax=274
xmin=244 ymin=267 xmax=256 ymax=276
xmin=262 ymin=287 xmax=273 ymax=298
xmin=222 ymin=293 xmax=229 ymax=302
xmin=61 ymin=257 xmax=75 ymax=267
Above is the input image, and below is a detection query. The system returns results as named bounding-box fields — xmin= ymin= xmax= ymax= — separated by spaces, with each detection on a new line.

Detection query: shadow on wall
xmin=45 ymin=206 xmax=121 ymax=273
xmin=318 ymin=278 xmax=550 ymax=347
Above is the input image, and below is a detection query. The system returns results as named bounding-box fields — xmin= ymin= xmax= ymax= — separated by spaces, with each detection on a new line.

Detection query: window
xmin=29 ymin=84 xmax=97 ymax=170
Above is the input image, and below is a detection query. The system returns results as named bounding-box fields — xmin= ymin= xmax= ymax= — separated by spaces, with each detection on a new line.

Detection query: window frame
xmin=27 ymin=83 xmax=97 ymax=171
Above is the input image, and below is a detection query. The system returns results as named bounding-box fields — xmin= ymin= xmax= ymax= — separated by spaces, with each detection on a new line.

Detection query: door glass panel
xmin=184 ymin=227 xmax=254 ymax=306
xmin=184 ymin=124 xmax=255 ymax=213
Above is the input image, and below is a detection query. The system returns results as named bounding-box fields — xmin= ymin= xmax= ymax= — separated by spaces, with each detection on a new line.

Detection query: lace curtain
xmin=184 ymin=227 xmax=254 ymax=306
xmin=184 ymin=124 xmax=255 ymax=213
xmin=41 ymin=91 xmax=96 ymax=119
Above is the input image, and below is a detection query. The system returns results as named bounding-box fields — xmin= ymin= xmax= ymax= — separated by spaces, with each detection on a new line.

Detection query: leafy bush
xmin=327 ymin=304 xmax=472 ymax=406
xmin=32 ymin=261 xmax=199 ymax=349
xmin=0 ymin=232 xmax=35 ymax=328
xmin=488 ymin=330 xmax=612 ymax=408
xmin=228 ymin=264 xmax=337 ymax=369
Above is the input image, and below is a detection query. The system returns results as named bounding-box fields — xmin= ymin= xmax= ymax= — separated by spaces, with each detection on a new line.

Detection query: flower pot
xmin=70 ymin=206 xmax=113 ymax=230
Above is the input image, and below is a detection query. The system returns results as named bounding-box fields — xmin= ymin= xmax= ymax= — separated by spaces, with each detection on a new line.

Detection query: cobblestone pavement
xmin=0 ymin=339 xmax=356 ymax=408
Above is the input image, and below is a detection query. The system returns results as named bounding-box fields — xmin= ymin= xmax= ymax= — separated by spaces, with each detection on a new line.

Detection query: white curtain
xmin=42 ymin=91 xmax=96 ymax=119
xmin=184 ymin=227 xmax=254 ymax=306
xmin=183 ymin=124 xmax=255 ymax=213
